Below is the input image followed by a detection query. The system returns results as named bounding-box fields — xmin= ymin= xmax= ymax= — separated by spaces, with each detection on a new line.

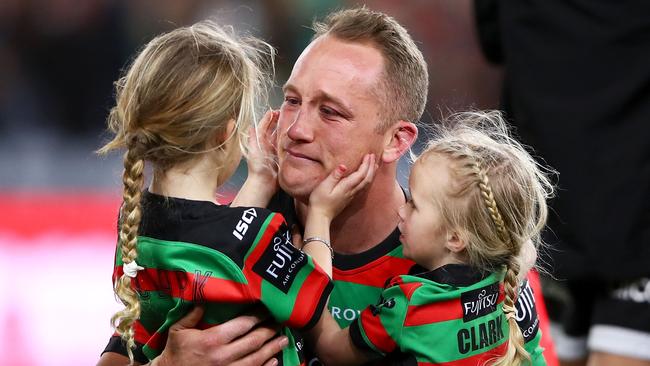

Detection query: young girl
xmin=98 ymin=21 xmax=375 ymax=365
xmin=301 ymin=111 xmax=553 ymax=365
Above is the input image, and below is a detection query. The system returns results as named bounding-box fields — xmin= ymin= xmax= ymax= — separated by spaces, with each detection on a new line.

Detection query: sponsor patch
xmin=515 ymin=279 xmax=539 ymax=342
xmin=461 ymin=283 xmax=500 ymax=322
xmin=253 ymin=229 xmax=307 ymax=293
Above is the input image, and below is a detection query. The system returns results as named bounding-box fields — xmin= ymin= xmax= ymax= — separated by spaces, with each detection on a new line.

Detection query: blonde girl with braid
xmin=96 ymin=21 xmax=370 ymax=366
xmin=397 ymin=110 xmax=554 ymax=366
xmin=292 ymin=110 xmax=552 ymax=366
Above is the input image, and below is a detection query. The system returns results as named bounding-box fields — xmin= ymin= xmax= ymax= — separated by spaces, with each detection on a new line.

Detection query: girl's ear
xmin=382 ymin=120 xmax=418 ymax=164
xmin=446 ymin=230 xmax=467 ymax=253
xmin=216 ymin=118 xmax=237 ymax=146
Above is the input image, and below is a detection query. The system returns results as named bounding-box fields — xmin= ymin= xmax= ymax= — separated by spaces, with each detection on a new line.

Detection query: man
xmin=100 ymin=7 xmax=549 ymax=365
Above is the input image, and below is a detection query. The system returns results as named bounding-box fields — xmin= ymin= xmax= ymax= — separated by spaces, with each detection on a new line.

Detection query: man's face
xmin=277 ymin=35 xmax=387 ymax=200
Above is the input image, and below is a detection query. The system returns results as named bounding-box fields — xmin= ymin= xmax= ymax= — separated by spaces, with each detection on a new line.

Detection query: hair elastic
xmin=123 ymin=260 xmax=144 ymax=278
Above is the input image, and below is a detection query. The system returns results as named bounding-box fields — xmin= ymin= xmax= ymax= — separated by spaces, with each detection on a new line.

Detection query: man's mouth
xmin=285 ymin=148 xmax=319 ymax=163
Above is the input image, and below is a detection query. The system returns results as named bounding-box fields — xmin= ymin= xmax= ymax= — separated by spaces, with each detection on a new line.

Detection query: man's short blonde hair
xmin=313 ymin=7 xmax=429 ymax=130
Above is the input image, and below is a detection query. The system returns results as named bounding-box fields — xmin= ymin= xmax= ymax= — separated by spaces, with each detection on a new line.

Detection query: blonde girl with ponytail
xmin=97 ymin=21 xmax=345 ymax=366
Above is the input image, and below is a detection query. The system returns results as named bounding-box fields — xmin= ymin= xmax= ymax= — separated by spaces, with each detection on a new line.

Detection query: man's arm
xmin=97 ymin=307 xmax=288 ymax=366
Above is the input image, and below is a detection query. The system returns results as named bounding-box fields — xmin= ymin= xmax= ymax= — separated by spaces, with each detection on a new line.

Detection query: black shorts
xmin=547 ymin=277 xmax=650 ymax=360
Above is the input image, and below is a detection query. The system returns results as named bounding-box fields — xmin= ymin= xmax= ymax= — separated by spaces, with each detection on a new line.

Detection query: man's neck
xmin=295 ymin=172 xmax=406 ymax=255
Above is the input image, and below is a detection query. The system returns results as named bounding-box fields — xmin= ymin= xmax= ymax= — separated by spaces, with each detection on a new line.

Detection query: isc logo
xmin=233 ymin=208 xmax=257 ymax=240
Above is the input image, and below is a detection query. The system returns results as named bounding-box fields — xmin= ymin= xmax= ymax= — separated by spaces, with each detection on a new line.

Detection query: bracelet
xmin=303 ymin=236 xmax=334 ymax=259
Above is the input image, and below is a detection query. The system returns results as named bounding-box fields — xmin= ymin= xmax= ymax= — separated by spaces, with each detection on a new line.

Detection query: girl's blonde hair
xmin=418 ymin=111 xmax=554 ymax=366
xmin=97 ymin=21 xmax=274 ymax=363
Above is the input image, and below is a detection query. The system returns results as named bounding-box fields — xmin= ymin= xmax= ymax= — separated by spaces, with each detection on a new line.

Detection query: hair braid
xmin=111 ymin=144 xmax=145 ymax=364
xmin=491 ymin=258 xmax=530 ymax=366
xmin=469 ymin=163 xmax=528 ymax=365
xmin=473 ymin=163 xmax=512 ymax=246
xmin=472 ymin=164 xmax=530 ymax=365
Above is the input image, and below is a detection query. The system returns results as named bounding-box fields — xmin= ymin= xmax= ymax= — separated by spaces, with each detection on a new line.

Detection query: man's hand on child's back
xmin=152 ymin=307 xmax=288 ymax=366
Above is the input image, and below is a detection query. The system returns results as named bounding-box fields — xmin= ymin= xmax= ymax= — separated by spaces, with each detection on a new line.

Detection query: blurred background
xmin=0 ymin=0 xmax=501 ymax=365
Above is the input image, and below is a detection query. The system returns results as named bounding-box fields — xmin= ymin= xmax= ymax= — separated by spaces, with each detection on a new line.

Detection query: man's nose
xmin=286 ymin=109 xmax=314 ymax=142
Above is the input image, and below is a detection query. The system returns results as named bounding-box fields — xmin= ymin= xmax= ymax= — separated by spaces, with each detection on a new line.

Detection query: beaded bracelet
xmin=302 ymin=236 xmax=334 ymax=259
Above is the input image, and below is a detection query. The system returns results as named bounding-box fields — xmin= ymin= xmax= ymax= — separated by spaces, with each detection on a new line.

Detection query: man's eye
xmin=284 ymin=97 xmax=300 ymax=106
xmin=320 ymin=106 xmax=340 ymax=117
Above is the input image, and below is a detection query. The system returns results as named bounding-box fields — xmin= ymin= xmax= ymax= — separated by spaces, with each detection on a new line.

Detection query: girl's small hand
xmin=247 ymin=110 xmax=279 ymax=186
xmin=232 ymin=110 xmax=279 ymax=208
xmin=309 ymin=154 xmax=377 ymax=221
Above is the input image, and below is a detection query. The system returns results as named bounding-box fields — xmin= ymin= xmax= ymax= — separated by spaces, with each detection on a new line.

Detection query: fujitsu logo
xmin=515 ymin=280 xmax=536 ymax=323
xmin=464 ymin=289 xmax=498 ymax=316
xmin=461 ymin=283 xmax=500 ymax=322
xmin=252 ymin=227 xmax=307 ymax=293
xmin=514 ymin=279 xmax=539 ymax=342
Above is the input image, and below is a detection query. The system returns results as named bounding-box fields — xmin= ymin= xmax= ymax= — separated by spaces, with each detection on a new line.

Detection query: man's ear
xmin=382 ymin=120 xmax=418 ymax=164
xmin=446 ymin=231 xmax=467 ymax=253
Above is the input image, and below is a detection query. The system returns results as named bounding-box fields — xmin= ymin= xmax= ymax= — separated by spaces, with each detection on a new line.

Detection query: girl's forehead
xmin=411 ymin=155 xmax=451 ymax=192
xmin=414 ymin=152 xmax=449 ymax=175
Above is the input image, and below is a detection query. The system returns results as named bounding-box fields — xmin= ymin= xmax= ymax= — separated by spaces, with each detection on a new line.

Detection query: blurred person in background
xmin=0 ymin=0 xmax=126 ymax=135
xmin=474 ymin=1 xmax=650 ymax=365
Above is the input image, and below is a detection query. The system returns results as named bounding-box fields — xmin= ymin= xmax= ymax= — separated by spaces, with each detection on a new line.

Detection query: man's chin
xmin=278 ymin=175 xmax=318 ymax=201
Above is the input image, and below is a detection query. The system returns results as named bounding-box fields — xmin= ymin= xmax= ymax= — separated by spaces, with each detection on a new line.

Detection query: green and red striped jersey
xmin=269 ymin=191 xmax=421 ymax=332
xmin=104 ymin=191 xmax=332 ymax=365
xmin=269 ymin=192 xmax=423 ymax=364
xmin=349 ymin=264 xmax=546 ymax=365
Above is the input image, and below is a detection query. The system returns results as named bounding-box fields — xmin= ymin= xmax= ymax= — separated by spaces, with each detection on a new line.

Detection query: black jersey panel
xmin=138 ymin=191 xmax=275 ymax=268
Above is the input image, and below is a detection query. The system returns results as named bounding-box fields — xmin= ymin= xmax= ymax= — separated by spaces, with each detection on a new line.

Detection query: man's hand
xmin=98 ymin=307 xmax=289 ymax=366
xmin=152 ymin=307 xmax=288 ymax=366
xmin=154 ymin=307 xmax=288 ymax=366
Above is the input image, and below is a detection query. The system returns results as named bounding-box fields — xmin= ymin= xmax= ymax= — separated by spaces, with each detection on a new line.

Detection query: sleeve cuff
xmin=349 ymin=317 xmax=377 ymax=353
xmin=300 ymin=280 xmax=334 ymax=331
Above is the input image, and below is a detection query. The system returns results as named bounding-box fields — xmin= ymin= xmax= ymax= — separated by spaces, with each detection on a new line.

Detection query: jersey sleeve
xmin=349 ymin=279 xmax=408 ymax=357
xmin=242 ymin=210 xmax=333 ymax=330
